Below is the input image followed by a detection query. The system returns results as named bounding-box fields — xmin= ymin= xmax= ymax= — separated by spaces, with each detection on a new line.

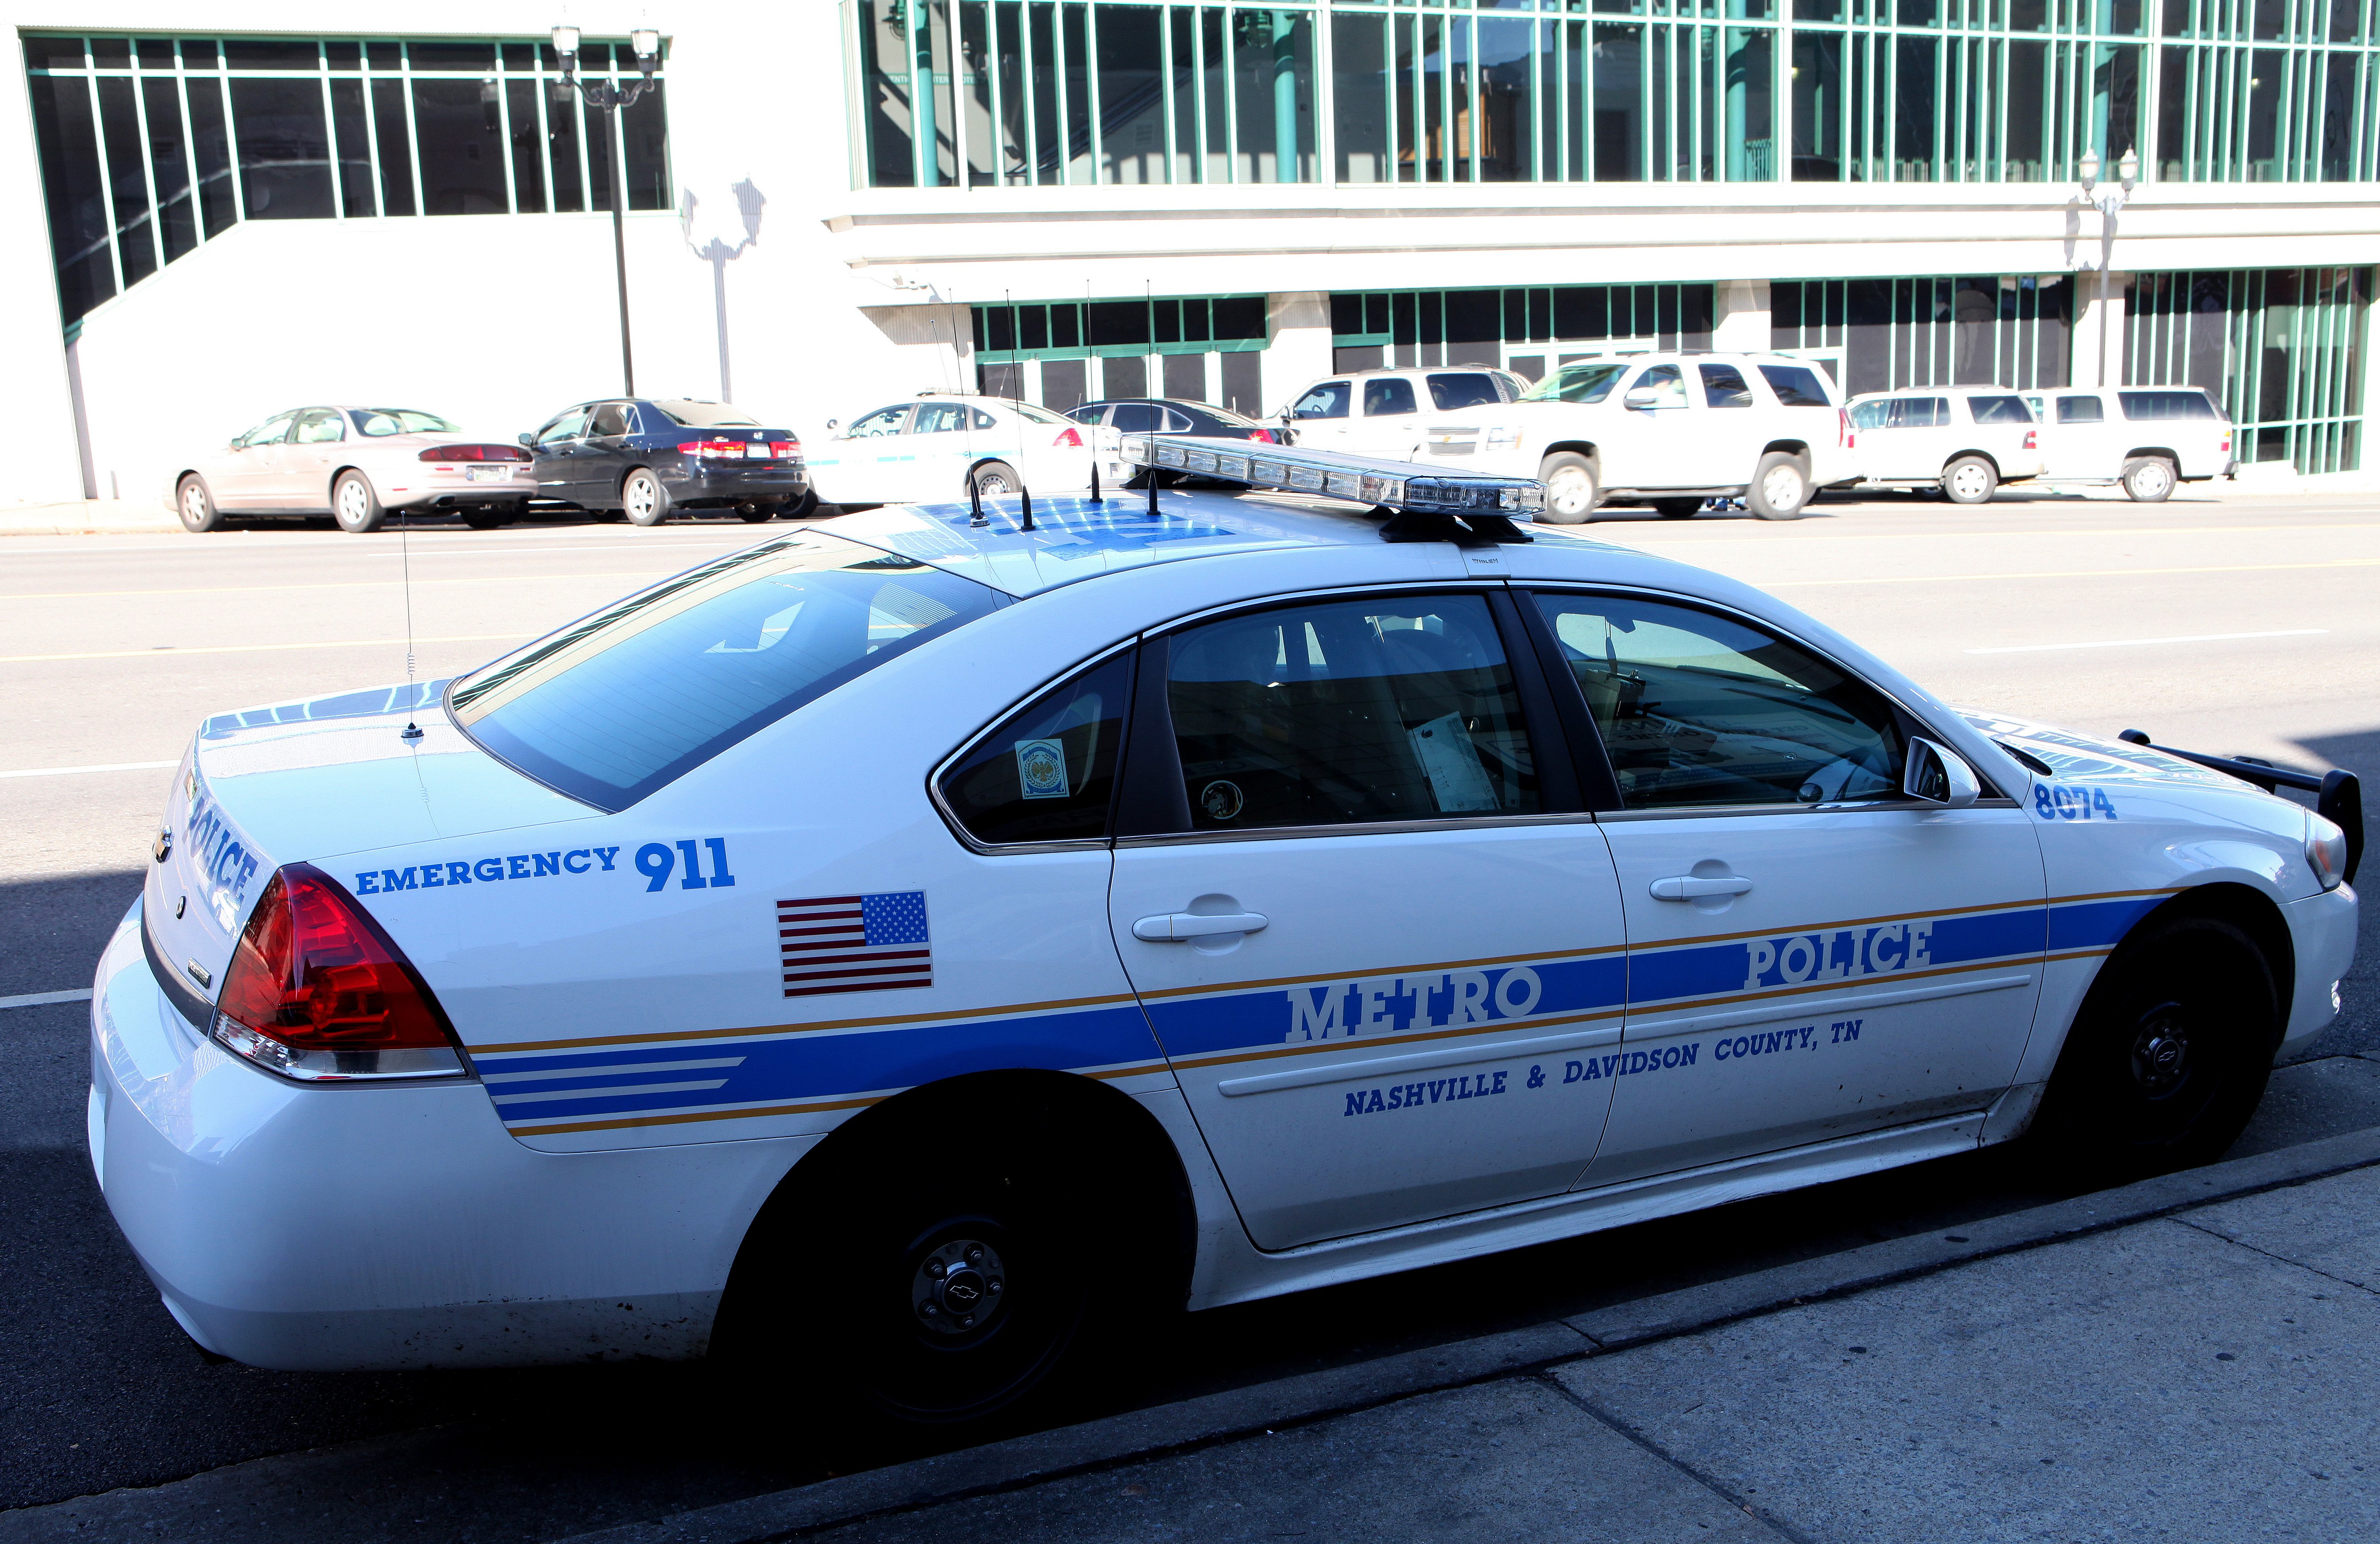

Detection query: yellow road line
xmin=0 ymin=633 xmax=535 ymax=665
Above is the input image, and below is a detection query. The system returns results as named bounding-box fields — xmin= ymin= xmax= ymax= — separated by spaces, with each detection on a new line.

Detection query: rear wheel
xmin=2028 ymin=915 xmax=2279 ymax=1183
xmin=1942 ymin=455 xmax=1999 ymax=505
xmin=177 ymin=476 xmax=224 ymax=533
xmin=971 ymin=461 xmax=1021 ymax=497
xmin=783 ymin=488 xmax=821 ymax=520
xmin=735 ymin=501 xmax=779 ymax=524
xmin=2121 ymin=456 xmax=2177 ymax=503
xmin=1536 ymin=453 xmax=1601 ymax=524
xmin=332 ymin=471 xmax=386 ymax=533
xmin=1747 ymin=452 xmax=1810 ymax=520
xmin=622 ymin=468 xmax=671 ymax=526
xmin=1651 ymin=497 xmax=1703 ymax=518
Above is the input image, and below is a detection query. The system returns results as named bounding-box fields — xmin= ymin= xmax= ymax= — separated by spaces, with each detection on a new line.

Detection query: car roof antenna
xmin=1146 ymin=462 xmax=1160 ymax=519
xmin=1088 ymin=457 xmax=1102 ymax=504
xmin=968 ymin=474 xmax=987 ymax=527
xmin=1018 ymin=483 xmax=1035 ymax=532
xmin=398 ymin=512 xmax=424 ymax=741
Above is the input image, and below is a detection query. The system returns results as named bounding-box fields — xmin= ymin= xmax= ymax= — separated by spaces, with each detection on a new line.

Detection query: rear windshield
xmin=650 ymin=399 xmax=763 ymax=428
xmin=450 ymin=533 xmax=1004 ymax=810
xmin=353 ymin=409 xmax=459 ymax=436
xmin=1518 ymin=361 xmax=1629 ymax=405
xmin=2120 ymin=390 xmax=2225 ymax=422
xmin=1968 ymin=394 xmax=2032 ymax=424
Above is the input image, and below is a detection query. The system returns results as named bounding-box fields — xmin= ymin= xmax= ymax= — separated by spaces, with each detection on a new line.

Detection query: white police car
xmin=92 ymin=440 xmax=2361 ymax=1422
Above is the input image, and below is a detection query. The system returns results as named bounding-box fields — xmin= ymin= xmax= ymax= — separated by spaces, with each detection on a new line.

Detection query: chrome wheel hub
xmin=1950 ymin=466 xmax=1990 ymax=499
xmin=1761 ymin=466 xmax=1804 ymax=508
xmin=1546 ymin=470 xmax=1592 ymax=514
xmin=2131 ymin=1009 xmax=2192 ymax=1099
xmin=912 ymin=1238 xmax=1006 ymax=1336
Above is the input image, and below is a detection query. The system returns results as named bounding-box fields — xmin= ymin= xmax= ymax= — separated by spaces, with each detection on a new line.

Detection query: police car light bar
xmin=1115 ymin=434 xmax=1543 ymax=543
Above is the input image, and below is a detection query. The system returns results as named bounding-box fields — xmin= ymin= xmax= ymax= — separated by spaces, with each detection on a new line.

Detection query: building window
xmin=1328 ymin=285 xmax=1716 ymax=378
xmin=1772 ymin=277 xmax=2072 ymax=393
xmin=23 ymin=34 xmax=673 ymax=325
xmin=2127 ymin=266 xmax=2368 ymax=472
xmin=972 ymin=294 xmax=1271 ymax=415
xmin=859 ymin=0 xmax=1318 ymax=187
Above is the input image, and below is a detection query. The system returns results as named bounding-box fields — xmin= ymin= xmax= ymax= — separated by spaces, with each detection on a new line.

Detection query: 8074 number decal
xmin=2034 ymin=785 xmax=2117 ymax=821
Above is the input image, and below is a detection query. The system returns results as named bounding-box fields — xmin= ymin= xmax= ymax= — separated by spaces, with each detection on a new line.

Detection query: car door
xmin=1352 ymin=376 xmax=1424 ymax=458
xmin=1105 ymin=589 xmax=1629 ymax=1250
xmin=1611 ymin=363 xmax=1699 ymax=488
xmin=214 ymin=411 xmax=298 ymax=509
xmin=280 ymin=408 xmax=348 ymax=510
xmin=2044 ymin=392 xmax=2113 ymax=478
xmin=530 ymin=406 xmax=591 ymax=504
xmin=1693 ymin=362 xmax=1767 ymax=479
xmin=1847 ymin=400 xmax=1891 ymax=480
xmin=1284 ymin=380 xmax=1351 ymax=450
xmin=578 ymin=401 xmax=639 ymax=508
xmin=1524 ymin=590 xmax=2047 ymax=1189
xmin=814 ymin=403 xmax=917 ymax=504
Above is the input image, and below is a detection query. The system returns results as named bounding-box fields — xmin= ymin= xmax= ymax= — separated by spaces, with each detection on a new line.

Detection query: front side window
xmin=1699 ymin=363 xmax=1754 ymax=408
xmin=1290 ymin=382 xmax=1350 ymax=419
xmin=292 ymin=409 xmax=346 ymax=443
xmin=1968 ymin=394 xmax=2032 ymax=424
xmin=535 ymin=407 xmax=588 ymax=446
xmin=845 ymin=404 xmax=911 ymax=437
xmin=1759 ymin=364 xmax=1832 ymax=407
xmin=1363 ymin=378 xmax=1418 ymax=416
xmin=354 ymin=408 xmax=460 ymax=436
xmin=1163 ymin=593 xmax=1538 ymax=832
xmin=913 ymin=403 xmax=969 ymax=434
xmin=1520 ymin=361 xmax=1628 ymax=404
xmin=1849 ymin=401 xmax=1889 ymax=431
xmin=1630 ymin=364 xmax=1689 ymax=409
xmin=1427 ymin=372 xmax=1501 ymax=410
xmin=1064 ymin=405 xmax=1107 ymax=425
xmin=1532 ymin=593 xmax=1903 ymax=810
xmin=2057 ymin=394 xmax=2106 ymax=424
xmin=938 ymin=653 xmax=1131 ymax=845
xmin=451 ymin=533 xmax=1004 ymax=810
xmin=236 ymin=412 xmax=297 ymax=448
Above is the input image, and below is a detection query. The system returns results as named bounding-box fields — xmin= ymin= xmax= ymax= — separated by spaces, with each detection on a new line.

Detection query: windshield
xmin=450 ymin=533 xmax=1004 ymax=810
xmin=651 ymin=399 xmax=764 ymax=428
xmin=1518 ymin=362 xmax=1630 ymax=405
xmin=352 ymin=409 xmax=460 ymax=436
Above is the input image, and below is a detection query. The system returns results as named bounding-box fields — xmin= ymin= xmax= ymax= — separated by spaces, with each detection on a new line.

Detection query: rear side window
xmin=1889 ymin=398 xmax=1948 ymax=428
xmin=451 ymin=533 xmax=1004 ymax=810
xmin=938 ymin=654 xmax=1132 ymax=845
xmin=1291 ymin=382 xmax=1350 ymax=420
xmin=1699 ymin=363 xmax=1754 ymax=408
xmin=2120 ymin=390 xmax=2223 ymax=421
xmin=1968 ymin=395 xmax=2032 ymax=424
xmin=2056 ymin=395 xmax=2105 ymax=424
xmin=1758 ymin=364 xmax=1832 ymax=407
xmin=1427 ymin=372 xmax=1502 ymax=410
xmin=587 ymin=402 xmax=634 ymax=436
xmin=1110 ymin=403 xmax=1163 ymax=432
xmin=1364 ymin=378 xmax=1419 ymax=416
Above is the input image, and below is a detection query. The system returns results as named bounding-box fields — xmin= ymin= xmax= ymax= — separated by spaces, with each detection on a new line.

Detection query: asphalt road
xmin=3 ymin=488 xmax=2375 ymax=1540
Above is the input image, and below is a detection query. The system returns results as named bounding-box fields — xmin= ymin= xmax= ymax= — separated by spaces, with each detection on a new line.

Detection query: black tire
xmin=1536 ymin=452 xmax=1600 ymax=524
xmin=1942 ymin=455 xmax=1999 ymax=505
xmin=1747 ymin=451 xmax=1810 ymax=520
xmin=2028 ymin=914 xmax=2280 ymax=1183
xmin=176 ymin=475 xmax=223 ymax=533
xmin=332 ymin=471 xmax=386 ymax=533
xmin=622 ymin=468 xmax=671 ymax=526
xmin=2121 ymin=456 xmax=2177 ymax=503
xmin=735 ymin=501 xmax=778 ymax=524
xmin=783 ymin=488 xmax=821 ymax=520
xmin=971 ymin=461 xmax=1021 ymax=497
xmin=1651 ymin=497 xmax=1703 ymax=518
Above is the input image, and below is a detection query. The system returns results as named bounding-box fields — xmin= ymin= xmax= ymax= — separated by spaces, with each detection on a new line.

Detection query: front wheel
xmin=621 ymin=468 xmax=671 ymax=526
xmin=1747 ymin=452 xmax=1810 ymax=520
xmin=1536 ymin=452 xmax=1601 ymax=524
xmin=971 ymin=460 xmax=1021 ymax=497
xmin=176 ymin=475 xmax=223 ymax=533
xmin=1942 ymin=455 xmax=1999 ymax=505
xmin=332 ymin=470 xmax=386 ymax=533
xmin=1651 ymin=497 xmax=1702 ymax=519
xmin=2121 ymin=456 xmax=2176 ymax=503
xmin=2027 ymin=915 xmax=2279 ymax=1184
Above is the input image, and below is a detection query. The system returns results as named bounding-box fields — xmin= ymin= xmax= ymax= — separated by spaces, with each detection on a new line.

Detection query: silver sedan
xmin=173 ymin=406 xmax=539 ymax=534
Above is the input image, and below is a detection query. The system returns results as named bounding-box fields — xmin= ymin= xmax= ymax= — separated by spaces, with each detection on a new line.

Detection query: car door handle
xmin=1132 ymin=911 xmax=1269 ymax=942
xmin=1649 ymin=875 xmax=1754 ymax=901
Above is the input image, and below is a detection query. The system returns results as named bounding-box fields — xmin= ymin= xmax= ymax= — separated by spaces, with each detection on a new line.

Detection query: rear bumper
xmin=393 ymin=472 xmax=536 ymax=508
xmin=88 ymin=902 xmax=814 ymax=1370
xmin=661 ymin=463 xmax=811 ymax=506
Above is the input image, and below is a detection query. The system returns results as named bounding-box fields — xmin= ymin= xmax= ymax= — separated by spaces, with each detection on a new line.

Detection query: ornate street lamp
xmin=552 ymin=25 xmax=663 ymax=395
xmin=2078 ymin=145 xmax=2140 ymax=388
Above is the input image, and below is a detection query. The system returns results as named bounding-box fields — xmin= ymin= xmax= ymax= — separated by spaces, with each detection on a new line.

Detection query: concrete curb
xmin=0 ymin=502 xmax=180 ymax=536
xmin=559 ymin=1126 xmax=2380 ymax=1544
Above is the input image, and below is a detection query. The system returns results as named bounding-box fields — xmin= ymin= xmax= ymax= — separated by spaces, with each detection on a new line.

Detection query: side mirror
xmin=1623 ymin=387 xmax=1661 ymax=411
xmin=825 ymin=419 xmax=839 ymax=433
xmin=517 ymin=433 xmax=535 ymax=447
xmin=1904 ymin=738 xmax=1981 ymax=808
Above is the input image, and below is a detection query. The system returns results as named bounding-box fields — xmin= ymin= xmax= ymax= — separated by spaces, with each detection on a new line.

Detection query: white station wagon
xmin=92 ymin=438 xmax=2358 ymax=1425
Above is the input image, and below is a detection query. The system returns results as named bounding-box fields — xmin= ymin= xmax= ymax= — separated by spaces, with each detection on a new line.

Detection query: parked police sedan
xmin=174 ymin=406 xmax=534 ymax=533
xmin=524 ymin=397 xmax=810 ymax=525
xmin=95 ymin=440 xmax=2358 ymax=1424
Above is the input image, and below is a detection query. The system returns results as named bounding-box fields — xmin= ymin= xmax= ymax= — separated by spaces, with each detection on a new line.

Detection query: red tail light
xmin=679 ymin=438 xmax=800 ymax=459
xmin=2023 ymin=429 xmax=2038 ymax=450
xmin=418 ymin=444 xmax=531 ymax=462
xmin=1052 ymin=427 xmax=1083 ymax=448
xmin=211 ymin=864 xmax=467 ymax=1082
xmin=1837 ymin=408 xmax=1852 ymax=449
xmin=2220 ymin=432 xmax=2232 ymax=454
xmin=1247 ymin=428 xmax=1276 ymax=444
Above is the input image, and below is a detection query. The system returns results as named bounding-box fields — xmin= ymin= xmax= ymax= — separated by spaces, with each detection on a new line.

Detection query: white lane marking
xmin=1967 ymin=629 xmax=2328 ymax=655
xmin=1771 ymin=557 xmax=2380 ymax=588
xmin=1 ymin=633 xmax=534 ymax=665
xmin=366 ymin=542 xmax=745 ymax=558
xmin=1 ymin=989 xmax=94 ymax=1010
xmin=0 ymin=761 xmax=177 ymax=779
xmin=0 ymin=569 xmax=690 ymax=601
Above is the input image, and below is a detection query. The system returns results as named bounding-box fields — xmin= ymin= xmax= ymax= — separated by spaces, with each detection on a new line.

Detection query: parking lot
xmin=4 ymin=485 xmax=2376 ymax=1541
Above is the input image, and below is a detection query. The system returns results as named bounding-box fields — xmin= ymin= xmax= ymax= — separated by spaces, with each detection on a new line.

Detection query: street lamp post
xmin=552 ymin=24 xmax=662 ymax=396
xmin=2078 ymin=145 xmax=2140 ymax=388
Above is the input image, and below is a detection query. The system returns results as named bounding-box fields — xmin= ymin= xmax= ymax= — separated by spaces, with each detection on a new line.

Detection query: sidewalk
xmin=0 ymin=501 xmax=178 ymax=536
xmin=570 ymin=1137 xmax=2380 ymax=1544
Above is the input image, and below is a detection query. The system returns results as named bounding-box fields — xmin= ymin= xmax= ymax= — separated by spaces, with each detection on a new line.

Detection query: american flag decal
xmin=779 ymin=892 xmax=932 ymax=997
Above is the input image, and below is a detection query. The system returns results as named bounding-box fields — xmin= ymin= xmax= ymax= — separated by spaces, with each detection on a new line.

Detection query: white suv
xmin=1387 ymin=352 xmax=1852 ymax=523
xmin=2019 ymin=386 xmax=2236 ymax=501
xmin=1281 ymin=366 xmax=1531 ymax=459
xmin=1844 ymin=388 xmax=2045 ymax=504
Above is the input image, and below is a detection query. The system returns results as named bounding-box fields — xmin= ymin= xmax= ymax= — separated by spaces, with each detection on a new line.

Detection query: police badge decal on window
xmin=1015 ymin=738 xmax=1070 ymax=799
